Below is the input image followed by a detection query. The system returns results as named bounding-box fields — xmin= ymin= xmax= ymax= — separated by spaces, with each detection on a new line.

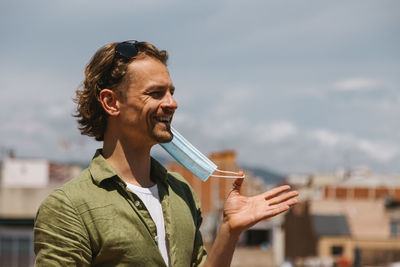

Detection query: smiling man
xmin=33 ymin=41 xmax=298 ymax=267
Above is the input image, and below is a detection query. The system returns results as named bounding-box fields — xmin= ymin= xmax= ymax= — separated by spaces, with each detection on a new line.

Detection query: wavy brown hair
xmin=74 ymin=41 xmax=168 ymax=141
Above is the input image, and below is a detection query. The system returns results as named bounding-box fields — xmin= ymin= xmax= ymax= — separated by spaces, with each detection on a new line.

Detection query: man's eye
xmin=150 ymin=91 xmax=163 ymax=98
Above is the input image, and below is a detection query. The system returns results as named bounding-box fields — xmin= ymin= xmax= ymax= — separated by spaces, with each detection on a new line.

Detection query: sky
xmin=1 ymin=0 xmax=399 ymax=175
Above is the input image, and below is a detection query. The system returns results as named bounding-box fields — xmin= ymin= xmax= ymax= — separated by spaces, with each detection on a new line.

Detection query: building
xmin=284 ymin=168 xmax=400 ymax=266
xmin=0 ymin=157 xmax=82 ymax=267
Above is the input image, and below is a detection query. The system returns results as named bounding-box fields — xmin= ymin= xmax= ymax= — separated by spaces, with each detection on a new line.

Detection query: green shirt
xmin=34 ymin=150 xmax=207 ymax=266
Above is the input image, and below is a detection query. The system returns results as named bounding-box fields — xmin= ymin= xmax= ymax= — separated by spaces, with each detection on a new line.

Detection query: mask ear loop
xmin=210 ymin=169 xmax=246 ymax=179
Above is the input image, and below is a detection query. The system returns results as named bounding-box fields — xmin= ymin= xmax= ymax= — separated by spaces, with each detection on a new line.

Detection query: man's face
xmin=116 ymin=57 xmax=178 ymax=146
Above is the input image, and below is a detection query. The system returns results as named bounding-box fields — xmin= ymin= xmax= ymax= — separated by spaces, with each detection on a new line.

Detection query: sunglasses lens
xmin=115 ymin=42 xmax=138 ymax=58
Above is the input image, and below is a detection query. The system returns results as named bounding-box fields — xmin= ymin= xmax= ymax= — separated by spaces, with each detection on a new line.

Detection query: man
xmin=34 ymin=40 xmax=298 ymax=266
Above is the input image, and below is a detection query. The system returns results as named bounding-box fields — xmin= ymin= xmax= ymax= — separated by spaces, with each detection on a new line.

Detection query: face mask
xmin=160 ymin=127 xmax=245 ymax=181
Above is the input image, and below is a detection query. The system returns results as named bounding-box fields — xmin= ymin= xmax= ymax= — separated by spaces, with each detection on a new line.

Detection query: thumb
xmin=232 ymin=171 xmax=245 ymax=194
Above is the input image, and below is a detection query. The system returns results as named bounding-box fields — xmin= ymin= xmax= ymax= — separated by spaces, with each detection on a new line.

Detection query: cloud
xmin=308 ymin=129 xmax=344 ymax=147
xmin=333 ymin=78 xmax=381 ymax=92
xmin=209 ymin=85 xmax=255 ymax=117
xmin=308 ymin=128 xmax=399 ymax=163
xmin=255 ymin=121 xmax=298 ymax=144
xmin=1 ymin=0 xmax=400 ymax=176
xmin=357 ymin=139 xmax=398 ymax=162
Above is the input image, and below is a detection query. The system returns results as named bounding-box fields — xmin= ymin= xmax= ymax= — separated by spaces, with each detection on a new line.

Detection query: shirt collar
xmin=89 ymin=149 xmax=169 ymax=187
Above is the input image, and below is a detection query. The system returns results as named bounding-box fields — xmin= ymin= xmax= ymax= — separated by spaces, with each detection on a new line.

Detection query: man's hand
xmin=223 ymin=172 xmax=298 ymax=236
xmin=205 ymin=172 xmax=298 ymax=267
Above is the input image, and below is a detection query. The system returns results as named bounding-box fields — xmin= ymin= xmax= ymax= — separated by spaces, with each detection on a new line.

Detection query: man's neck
xmin=102 ymin=136 xmax=155 ymax=188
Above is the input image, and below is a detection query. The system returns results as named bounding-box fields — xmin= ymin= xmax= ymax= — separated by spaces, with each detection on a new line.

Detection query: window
xmin=244 ymin=229 xmax=271 ymax=247
xmin=390 ymin=221 xmax=399 ymax=237
xmin=0 ymin=229 xmax=34 ymax=267
xmin=331 ymin=245 xmax=343 ymax=256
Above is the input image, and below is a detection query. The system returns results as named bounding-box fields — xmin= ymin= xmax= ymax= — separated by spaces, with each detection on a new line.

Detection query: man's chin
xmin=154 ymin=131 xmax=173 ymax=143
xmin=158 ymin=138 xmax=173 ymax=144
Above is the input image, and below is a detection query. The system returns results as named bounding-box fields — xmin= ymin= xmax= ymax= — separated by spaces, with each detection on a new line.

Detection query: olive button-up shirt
xmin=34 ymin=150 xmax=207 ymax=266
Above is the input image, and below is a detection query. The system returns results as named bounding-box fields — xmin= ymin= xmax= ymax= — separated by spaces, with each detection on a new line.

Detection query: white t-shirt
xmin=126 ymin=183 xmax=169 ymax=266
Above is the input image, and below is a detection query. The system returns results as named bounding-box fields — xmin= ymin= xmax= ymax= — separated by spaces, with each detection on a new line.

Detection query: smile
xmin=154 ymin=116 xmax=172 ymax=124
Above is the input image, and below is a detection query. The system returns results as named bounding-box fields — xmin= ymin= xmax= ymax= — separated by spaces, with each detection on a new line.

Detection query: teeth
xmin=157 ymin=117 xmax=170 ymax=122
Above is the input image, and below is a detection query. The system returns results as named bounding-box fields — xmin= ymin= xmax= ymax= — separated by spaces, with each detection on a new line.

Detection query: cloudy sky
xmin=1 ymin=0 xmax=399 ymax=175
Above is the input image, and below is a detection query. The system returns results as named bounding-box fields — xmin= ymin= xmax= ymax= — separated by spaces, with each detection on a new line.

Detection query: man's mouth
xmin=154 ymin=116 xmax=172 ymax=125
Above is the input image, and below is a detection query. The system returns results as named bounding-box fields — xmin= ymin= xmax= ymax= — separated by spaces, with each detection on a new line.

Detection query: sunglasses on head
xmin=114 ymin=40 xmax=139 ymax=58
xmin=97 ymin=41 xmax=139 ymax=92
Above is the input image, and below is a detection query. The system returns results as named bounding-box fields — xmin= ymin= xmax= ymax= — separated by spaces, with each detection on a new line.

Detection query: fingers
xmin=264 ymin=199 xmax=298 ymax=218
xmin=286 ymin=197 xmax=298 ymax=207
xmin=262 ymin=185 xmax=291 ymax=200
xmin=258 ymin=203 xmax=290 ymax=219
xmin=270 ymin=203 xmax=291 ymax=216
xmin=268 ymin=190 xmax=299 ymax=206
xmin=260 ymin=185 xmax=298 ymax=218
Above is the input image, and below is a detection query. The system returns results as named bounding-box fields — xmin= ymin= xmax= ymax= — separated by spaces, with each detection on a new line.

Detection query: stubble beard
xmin=153 ymin=125 xmax=173 ymax=144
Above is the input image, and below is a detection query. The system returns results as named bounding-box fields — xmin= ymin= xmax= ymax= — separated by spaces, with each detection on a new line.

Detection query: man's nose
xmin=161 ymin=91 xmax=178 ymax=110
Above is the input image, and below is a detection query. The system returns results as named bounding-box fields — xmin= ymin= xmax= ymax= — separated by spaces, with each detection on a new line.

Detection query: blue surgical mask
xmin=160 ymin=127 xmax=245 ymax=181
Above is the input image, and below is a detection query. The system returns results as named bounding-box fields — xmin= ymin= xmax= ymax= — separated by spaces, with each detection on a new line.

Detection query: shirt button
xmin=155 ymin=235 xmax=158 ymax=241
xmin=134 ymin=200 xmax=140 ymax=207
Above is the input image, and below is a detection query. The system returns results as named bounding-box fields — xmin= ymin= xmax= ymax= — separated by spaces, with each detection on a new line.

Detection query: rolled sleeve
xmin=34 ymin=189 xmax=92 ymax=266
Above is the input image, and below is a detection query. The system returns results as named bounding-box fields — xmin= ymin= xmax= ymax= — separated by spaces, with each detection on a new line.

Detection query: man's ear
xmin=99 ymin=89 xmax=120 ymax=116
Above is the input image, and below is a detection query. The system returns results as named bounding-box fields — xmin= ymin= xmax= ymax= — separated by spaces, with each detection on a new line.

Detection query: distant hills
xmin=242 ymin=165 xmax=286 ymax=185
